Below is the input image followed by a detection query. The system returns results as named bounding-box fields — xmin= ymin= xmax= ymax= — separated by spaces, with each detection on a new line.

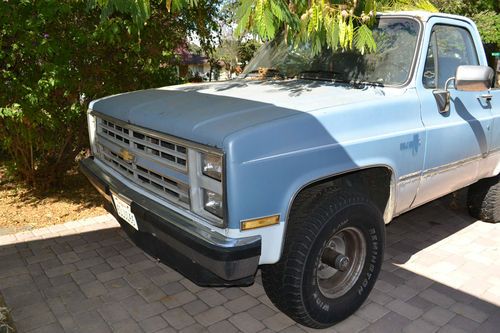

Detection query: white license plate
xmin=112 ymin=194 xmax=139 ymax=230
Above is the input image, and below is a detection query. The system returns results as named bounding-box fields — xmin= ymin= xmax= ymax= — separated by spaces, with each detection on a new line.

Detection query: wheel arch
xmin=285 ymin=165 xmax=396 ymax=226
xmin=275 ymin=165 xmax=395 ymax=264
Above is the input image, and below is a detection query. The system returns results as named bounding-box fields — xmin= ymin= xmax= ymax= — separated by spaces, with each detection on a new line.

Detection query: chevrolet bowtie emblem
xmin=119 ymin=149 xmax=135 ymax=163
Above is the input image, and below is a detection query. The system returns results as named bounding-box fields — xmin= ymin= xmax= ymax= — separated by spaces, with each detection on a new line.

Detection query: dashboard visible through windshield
xmin=242 ymin=17 xmax=421 ymax=86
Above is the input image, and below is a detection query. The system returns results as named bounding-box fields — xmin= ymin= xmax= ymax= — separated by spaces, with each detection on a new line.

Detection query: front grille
xmin=95 ymin=116 xmax=190 ymax=208
xmin=100 ymin=118 xmax=187 ymax=171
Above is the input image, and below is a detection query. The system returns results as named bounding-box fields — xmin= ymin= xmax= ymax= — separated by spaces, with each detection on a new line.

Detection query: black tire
xmin=467 ymin=175 xmax=500 ymax=223
xmin=262 ymin=190 xmax=385 ymax=328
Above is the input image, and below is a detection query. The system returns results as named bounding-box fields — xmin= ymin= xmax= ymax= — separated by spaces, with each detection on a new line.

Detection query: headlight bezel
xmin=186 ymin=148 xmax=226 ymax=228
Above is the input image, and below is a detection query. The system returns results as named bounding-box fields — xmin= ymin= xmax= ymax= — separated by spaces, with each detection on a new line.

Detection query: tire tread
xmin=262 ymin=189 xmax=382 ymax=328
xmin=468 ymin=175 xmax=500 ymax=223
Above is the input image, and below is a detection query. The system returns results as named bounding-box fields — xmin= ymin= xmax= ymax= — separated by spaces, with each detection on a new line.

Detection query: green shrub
xmin=0 ymin=0 xmax=218 ymax=189
xmin=473 ymin=11 xmax=500 ymax=47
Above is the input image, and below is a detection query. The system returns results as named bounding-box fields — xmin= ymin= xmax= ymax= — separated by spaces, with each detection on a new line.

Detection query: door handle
xmin=480 ymin=94 xmax=493 ymax=101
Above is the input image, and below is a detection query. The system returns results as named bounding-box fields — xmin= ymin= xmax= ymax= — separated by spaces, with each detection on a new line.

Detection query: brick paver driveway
xmin=1 ymin=197 xmax=500 ymax=333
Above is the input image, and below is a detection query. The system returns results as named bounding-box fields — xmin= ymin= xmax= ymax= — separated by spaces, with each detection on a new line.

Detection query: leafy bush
xmin=431 ymin=0 xmax=500 ymax=47
xmin=473 ymin=11 xmax=500 ymax=47
xmin=0 ymin=0 xmax=220 ymax=189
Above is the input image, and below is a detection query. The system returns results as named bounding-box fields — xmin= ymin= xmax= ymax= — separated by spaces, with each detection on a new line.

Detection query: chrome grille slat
xmin=131 ymin=136 xmax=187 ymax=159
xmin=131 ymin=138 xmax=187 ymax=168
xmin=96 ymin=132 xmax=186 ymax=172
xmin=135 ymin=168 xmax=187 ymax=197
xmin=101 ymin=127 xmax=131 ymax=145
xmin=96 ymin=119 xmax=188 ymax=172
xmin=95 ymin=117 xmax=190 ymax=208
xmin=102 ymin=150 xmax=134 ymax=175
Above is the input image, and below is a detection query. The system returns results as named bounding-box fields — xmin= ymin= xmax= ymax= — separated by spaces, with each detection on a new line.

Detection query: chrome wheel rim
xmin=316 ymin=227 xmax=366 ymax=299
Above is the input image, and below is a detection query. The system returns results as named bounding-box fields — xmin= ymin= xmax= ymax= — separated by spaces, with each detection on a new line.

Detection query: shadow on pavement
xmin=0 ymin=196 xmax=499 ymax=332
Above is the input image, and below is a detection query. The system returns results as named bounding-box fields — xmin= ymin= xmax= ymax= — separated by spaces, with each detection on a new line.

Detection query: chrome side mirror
xmin=433 ymin=65 xmax=494 ymax=113
xmin=455 ymin=65 xmax=494 ymax=92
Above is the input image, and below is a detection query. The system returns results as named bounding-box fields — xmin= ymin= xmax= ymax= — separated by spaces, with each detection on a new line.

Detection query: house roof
xmin=182 ymin=53 xmax=209 ymax=65
xmin=175 ymin=46 xmax=209 ymax=65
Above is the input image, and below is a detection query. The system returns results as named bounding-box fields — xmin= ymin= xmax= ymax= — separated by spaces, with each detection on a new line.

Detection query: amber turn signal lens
xmin=241 ymin=215 xmax=280 ymax=230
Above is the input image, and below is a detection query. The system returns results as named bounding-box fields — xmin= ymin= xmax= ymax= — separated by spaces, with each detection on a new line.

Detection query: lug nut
xmin=334 ymin=255 xmax=350 ymax=272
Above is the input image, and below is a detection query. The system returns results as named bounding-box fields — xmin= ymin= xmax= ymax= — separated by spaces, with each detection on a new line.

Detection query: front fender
xmin=223 ymin=89 xmax=424 ymax=265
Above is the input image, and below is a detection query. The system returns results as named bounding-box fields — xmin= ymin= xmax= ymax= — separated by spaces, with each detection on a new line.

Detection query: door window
xmin=422 ymin=25 xmax=479 ymax=89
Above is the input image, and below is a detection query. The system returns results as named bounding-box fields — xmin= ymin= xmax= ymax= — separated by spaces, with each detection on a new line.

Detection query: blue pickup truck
xmin=81 ymin=11 xmax=499 ymax=328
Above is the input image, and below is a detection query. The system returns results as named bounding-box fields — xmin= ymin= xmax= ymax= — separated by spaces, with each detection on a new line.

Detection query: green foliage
xmin=431 ymin=0 xmax=498 ymax=16
xmin=0 ymin=0 xmax=222 ymax=189
xmin=354 ymin=24 xmax=377 ymax=55
xmin=90 ymin=0 xmax=152 ymax=31
xmin=234 ymin=0 xmax=437 ymax=54
xmin=215 ymin=37 xmax=261 ymax=76
xmin=92 ymin=0 xmax=224 ymax=48
xmin=472 ymin=11 xmax=500 ymax=46
xmin=382 ymin=0 xmax=437 ymax=11
xmin=238 ymin=39 xmax=262 ymax=65
xmin=215 ymin=39 xmax=241 ymax=70
xmin=431 ymin=0 xmax=500 ymax=47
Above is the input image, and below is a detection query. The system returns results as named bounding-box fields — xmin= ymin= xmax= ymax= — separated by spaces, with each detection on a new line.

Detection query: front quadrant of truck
xmin=80 ymin=11 xmax=500 ymax=328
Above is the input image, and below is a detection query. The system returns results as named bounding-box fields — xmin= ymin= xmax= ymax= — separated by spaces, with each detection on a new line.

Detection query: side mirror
xmin=433 ymin=65 xmax=494 ymax=113
xmin=433 ymin=90 xmax=451 ymax=113
xmin=433 ymin=76 xmax=455 ymax=113
xmin=455 ymin=65 xmax=494 ymax=92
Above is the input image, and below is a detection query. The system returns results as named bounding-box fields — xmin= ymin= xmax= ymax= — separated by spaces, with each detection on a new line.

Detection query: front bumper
xmin=80 ymin=157 xmax=261 ymax=286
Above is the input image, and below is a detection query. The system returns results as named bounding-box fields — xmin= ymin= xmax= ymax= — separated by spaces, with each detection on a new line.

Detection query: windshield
xmin=242 ymin=17 xmax=420 ymax=86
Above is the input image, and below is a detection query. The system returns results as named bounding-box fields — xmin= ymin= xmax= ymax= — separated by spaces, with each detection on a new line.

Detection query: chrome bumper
xmin=80 ymin=157 xmax=261 ymax=286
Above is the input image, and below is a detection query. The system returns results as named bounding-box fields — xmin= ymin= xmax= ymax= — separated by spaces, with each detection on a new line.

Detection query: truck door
xmin=413 ymin=19 xmax=493 ymax=207
xmin=483 ymin=57 xmax=500 ymax=178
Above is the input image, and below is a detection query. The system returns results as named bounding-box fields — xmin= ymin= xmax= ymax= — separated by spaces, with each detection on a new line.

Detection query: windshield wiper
xmin=298 ymin=70 xmax=343 ymax=80
xmin=299 ymin=71 xmax=385 ymax=88
xmin=244 ymin=68 xmax=285 ymax=79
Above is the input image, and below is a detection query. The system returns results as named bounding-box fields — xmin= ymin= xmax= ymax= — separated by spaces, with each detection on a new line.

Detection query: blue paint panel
xmin=223 ymin=90 xmax=425 ymax=227
xmin=92 ymin=89 xmax=304 ymax=148
xmin=91 ymin=81 xmax=405 ymax=150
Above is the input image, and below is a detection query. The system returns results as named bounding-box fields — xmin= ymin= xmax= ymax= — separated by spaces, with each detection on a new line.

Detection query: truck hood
xmin=90 ymin=79 xmax=398 ymax=148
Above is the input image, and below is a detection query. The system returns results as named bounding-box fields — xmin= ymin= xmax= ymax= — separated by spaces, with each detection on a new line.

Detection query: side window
xmin=422 ymin=25 xmax=479 ymax=89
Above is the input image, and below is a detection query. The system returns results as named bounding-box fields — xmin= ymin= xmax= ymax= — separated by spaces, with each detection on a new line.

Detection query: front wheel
xmin=262 ymin=190 xmax=385 ymax=328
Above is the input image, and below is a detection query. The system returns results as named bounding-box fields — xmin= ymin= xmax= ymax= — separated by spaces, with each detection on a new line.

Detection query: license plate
xmin=112 ymin=193 xmax=139 ymax=230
